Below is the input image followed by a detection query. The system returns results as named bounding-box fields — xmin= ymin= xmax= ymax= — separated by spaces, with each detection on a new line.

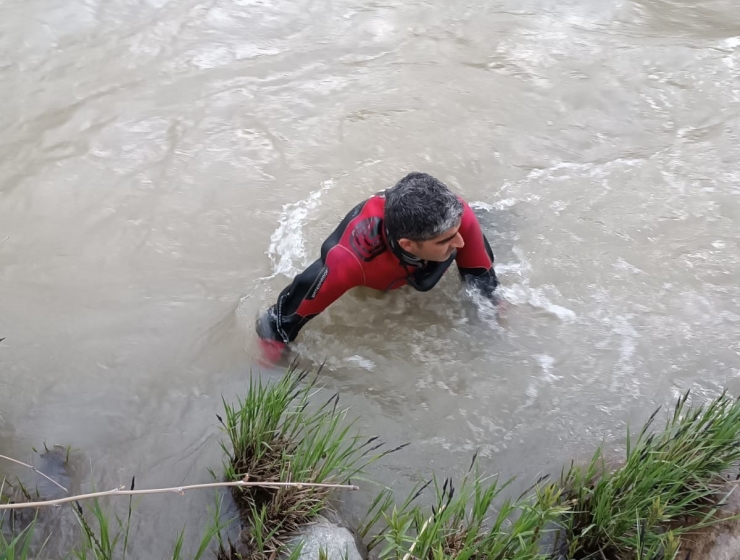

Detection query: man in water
xmin=256 ymin=172 xmax=500 ymax=361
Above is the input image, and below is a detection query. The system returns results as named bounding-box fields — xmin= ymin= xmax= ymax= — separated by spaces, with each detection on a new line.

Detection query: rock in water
xmin=288 ymin=515 xmax=363 ymax=560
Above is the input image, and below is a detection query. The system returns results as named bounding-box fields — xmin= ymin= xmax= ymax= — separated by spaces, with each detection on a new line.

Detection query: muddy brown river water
xmin=2 ymin=0 xmax=740 ymax=555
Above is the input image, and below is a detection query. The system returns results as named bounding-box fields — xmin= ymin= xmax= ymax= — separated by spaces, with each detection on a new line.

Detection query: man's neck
xmin=384 ymin=225 xmax=425 ymax=268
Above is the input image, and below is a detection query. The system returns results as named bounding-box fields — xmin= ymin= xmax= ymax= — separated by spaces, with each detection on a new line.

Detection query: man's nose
xmin=453 ymin=233 xmax=465 ymax=249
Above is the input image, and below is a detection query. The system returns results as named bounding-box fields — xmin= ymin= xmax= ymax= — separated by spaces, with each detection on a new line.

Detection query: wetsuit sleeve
xmin=454 ymin=201 xmax=499 ymax=299
xmin=256 ymin=204 xmax=366 ymax=344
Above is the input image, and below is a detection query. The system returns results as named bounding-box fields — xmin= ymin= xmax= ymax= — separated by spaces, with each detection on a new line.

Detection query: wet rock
xmin=680 ymin=485 xmax=740 ymax=560
xmin=34 ymin=445 xmax=74 ymax=499
xmin=287 ymin=515 xmax=364 ymax=560
xmin=701 ymin=531 xmax=740 ymax=560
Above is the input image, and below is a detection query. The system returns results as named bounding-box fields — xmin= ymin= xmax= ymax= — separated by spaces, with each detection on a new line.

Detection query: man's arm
xmin=454 ymin=201 xmax=500 ymax=299
xmin=256 ymin=203 xmax=366 ymax=344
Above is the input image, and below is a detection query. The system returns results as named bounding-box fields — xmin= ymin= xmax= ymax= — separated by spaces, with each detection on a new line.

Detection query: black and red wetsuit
xmin=257 ymin=191 xmax=499 ymax=344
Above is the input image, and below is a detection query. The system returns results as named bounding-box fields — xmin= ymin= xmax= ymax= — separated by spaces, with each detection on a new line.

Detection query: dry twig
xmin=0 ymin=453 xmax=69 ymax=493
xmin=0 ymin=478 xmax=359 ymax=510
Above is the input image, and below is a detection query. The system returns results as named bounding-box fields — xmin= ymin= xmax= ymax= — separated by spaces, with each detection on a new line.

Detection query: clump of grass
xmin=357 ymin=455 xmax=569 ymax=560
xmin=70 ymin=477 xmax=139 ymax=560
xmin=70 ymin=487 xmax=227 ymax=560
xmin=7 ymin=374 xmax=740 ymax=560
xmin=0 ymin=517 xmax=38 ymax=559
xmin=1 ymin=477 xmax=49 ymax=559
xmin=216 ymin=360 xmax=405 ymax=559
xmin=1 ymin=463 xmax=225 ymax=559
xmin=1 ymin=476 xmax=46 ymax=554
xmin=0 ymin=499 xmax=223 ymax=560
xmin=556 ymin=388 xmax=740 ymax=560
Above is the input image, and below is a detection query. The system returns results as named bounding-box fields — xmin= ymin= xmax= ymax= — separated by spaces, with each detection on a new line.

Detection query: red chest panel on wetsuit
xmin=339 ymin=196 xmax=413 ymax=291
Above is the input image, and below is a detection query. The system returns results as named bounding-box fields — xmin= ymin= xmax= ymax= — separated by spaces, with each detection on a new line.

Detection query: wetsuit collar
xmin=383 ymin=224 xmax=426 ymax=268
xmin=382 ymin=219 xmax=459 ymax=292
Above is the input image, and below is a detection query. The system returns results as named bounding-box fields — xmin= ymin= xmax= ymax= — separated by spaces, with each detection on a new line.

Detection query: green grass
xmin=556 ymin=388 xmax=740 ymax=559
xmin=6 ymin=371 xmax=740 ymax=560
xmin=0 ymin=497 xmax=223 ymax=560
xmin=0 ymin=516 xmax=39 ymax=560
xmin=356 ymin=455 xmax=568 ymax=560
xmin=70 ymin=489 xmax=228 ymax=560
xmin=215 ymin=360 xmax=405 ymax=559
xmin=1 ymin=477 xmax=47 ymax=560
xmin=356 ymin=389 xmax=740 ymax=560
xmin=1 ymin=474 xmax=226 ymax=560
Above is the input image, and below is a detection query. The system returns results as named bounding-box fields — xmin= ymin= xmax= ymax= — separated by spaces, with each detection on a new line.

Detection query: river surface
xmin=2 ymin=0 xmax=740 ymax=555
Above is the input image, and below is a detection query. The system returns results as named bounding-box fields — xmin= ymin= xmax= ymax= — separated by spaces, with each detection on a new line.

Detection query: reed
xmin=556 ymin=389 xmax=740 ymax=559
xmin=216 ymin=359 xmax=404 ymax=558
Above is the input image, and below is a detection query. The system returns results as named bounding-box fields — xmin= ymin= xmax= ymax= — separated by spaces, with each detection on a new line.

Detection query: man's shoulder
xmin=338 ymin=194 xmax=388 ymax=263
xmin=458 ymin=196 xmax=481 ymax=224
xmin=347 ymin=215 xmax=386 ymax=263
xmin=354 ymin=192 xmax=385 ymax=215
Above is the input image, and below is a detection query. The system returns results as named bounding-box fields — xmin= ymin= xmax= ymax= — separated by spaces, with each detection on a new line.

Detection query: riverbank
xmin=3 ymin=363 xmax=740 ymax=559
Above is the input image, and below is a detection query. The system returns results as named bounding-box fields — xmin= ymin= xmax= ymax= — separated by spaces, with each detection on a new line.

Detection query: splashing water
xmin=267 ymin=179 xmax=335 ymax=277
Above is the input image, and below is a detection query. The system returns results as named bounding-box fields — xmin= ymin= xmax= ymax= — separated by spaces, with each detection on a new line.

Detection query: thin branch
xmin=0 ymin=453 xmax=68 ymax=493
xmin=0 ymin=479 xmax=359 ymax=510
xmin=0 ymin=236 xmax=8 ymax=246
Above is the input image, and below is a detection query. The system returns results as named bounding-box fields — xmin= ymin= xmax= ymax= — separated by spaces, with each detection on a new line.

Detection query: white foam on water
xmin=724 ymin=37 xmax=740 ymax=49
xmin=536 ymin=353 xmax=563 ymax=383
xmin=471 ymin=198 xmax=519 ymax=211
xmin=613 ymin=258 xmax=644 ymax=275
xmin=464 ymin=285 xmax=501 ymax=326
xmin=344 ymin=355 xmax=376 ymax=370
xmin=608 ymin=314 xmax=640 ymax=394
xmin=525 ymin=383 xmax=538 ymax=402
xmin=502 ymin=283 xmax=577 ymax=323
xmin=470 ymin=201 xmax=493 ymax=211
xmin=417 ymin=435 xmax=502 ymax=458
xmin=497 ymin=248 xmax=576 ymax=321
xmin=525 ymin=158 xmax=642 ymax=182
xmin=495 ymin=262 xmax=526 ymax=277
xmin=267 ymin=180 xmax=334 ymax=277
xmin=521 ymin=354 xmax=563 ymax=410
xmin=467 ymin=244 xmax=576 ymax=325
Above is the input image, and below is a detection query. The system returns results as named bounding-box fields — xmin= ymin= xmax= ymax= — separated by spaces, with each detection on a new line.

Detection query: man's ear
xmin=398 ymin=238 xmax=415 ymax=252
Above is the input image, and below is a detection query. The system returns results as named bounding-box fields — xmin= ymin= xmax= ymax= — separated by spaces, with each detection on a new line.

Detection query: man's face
xmin=399 ymin=222 xmax=465 ymax=262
